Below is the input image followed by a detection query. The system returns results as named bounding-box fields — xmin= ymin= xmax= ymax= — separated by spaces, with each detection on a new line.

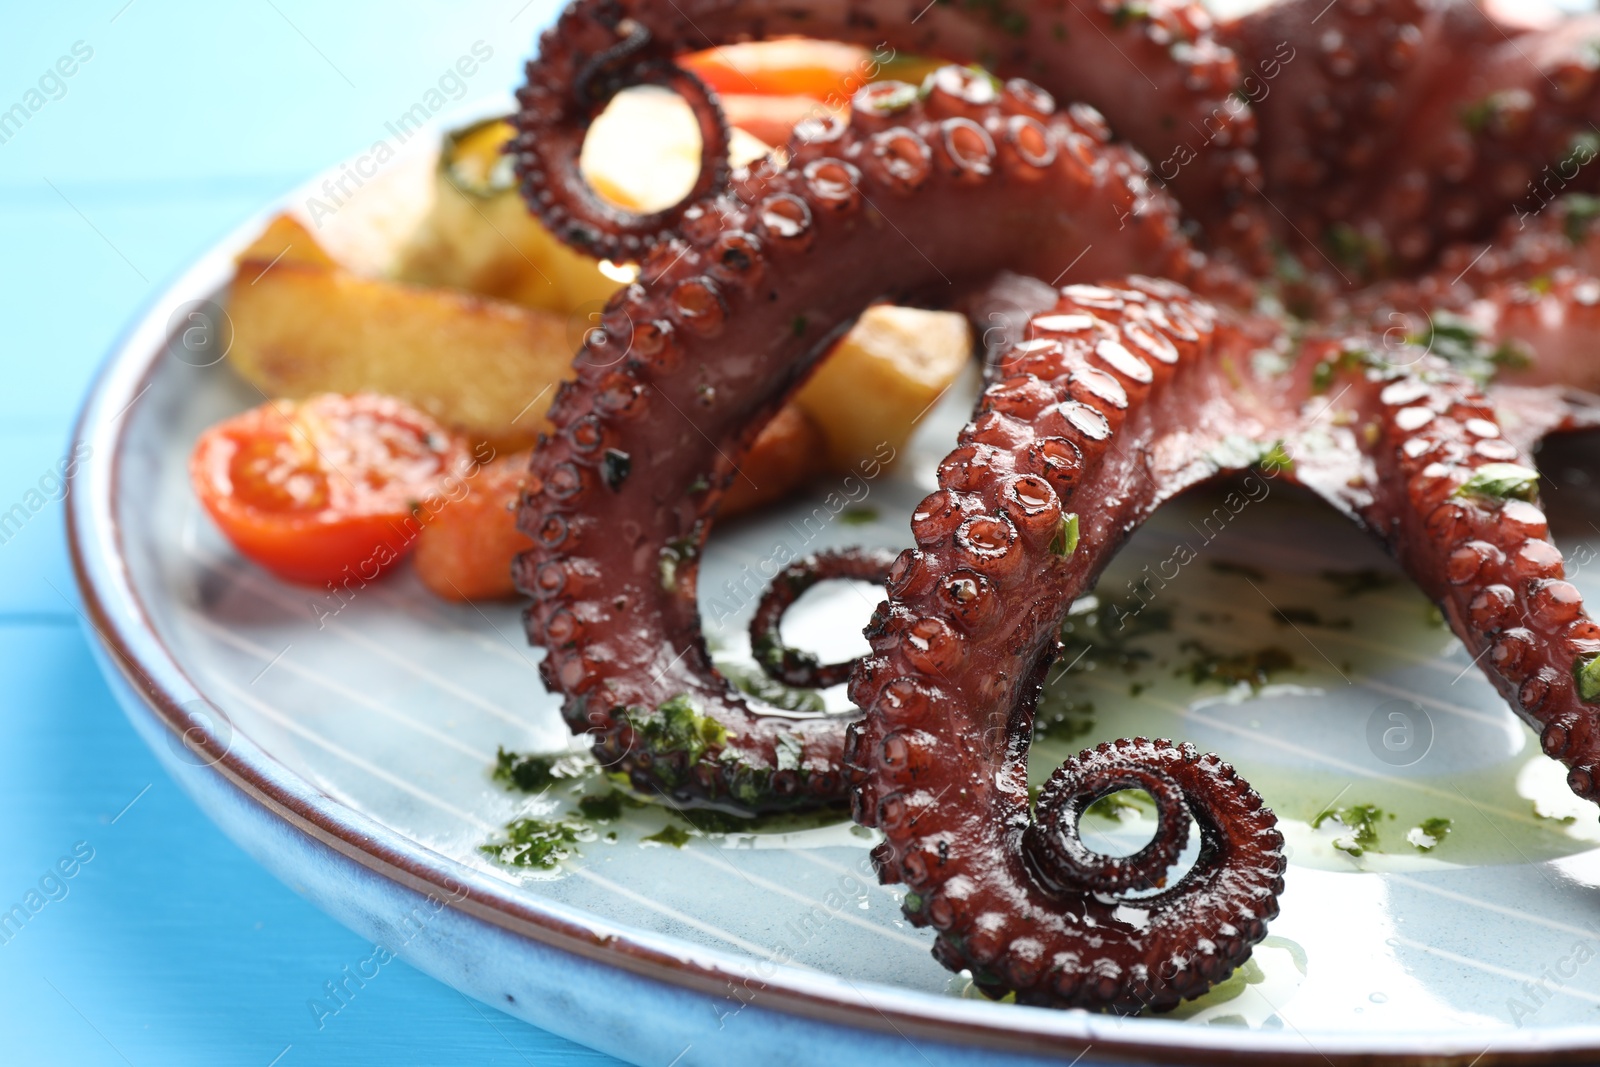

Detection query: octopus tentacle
xmin=845 ymin=279 xmax=1287 ymax=1009
xmin=749 ymin=547 xmax=896 ymax=691
xmin=512 ymin=2 xmax=733 ymax=261
xmin=514 ymin=69 xmax=1199 ymax=813
xmin=1025 ymin=740 xmax=1195 ymax=896
xmin=1341 ymin=203 xmax=1600 ymax=437
xmin=1226 ymin=0 xmax=1600 ymax=274
xmin=511 ymin=0 xmax=1265 ymax=256
xmin=1288 ymin=341 xmax=1600 ymax=804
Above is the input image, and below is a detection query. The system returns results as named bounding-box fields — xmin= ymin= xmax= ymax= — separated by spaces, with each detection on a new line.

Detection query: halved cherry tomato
xmin=680 ymin=40 xmax=939 ymax=103
xmin=190 ymin=393 xmax=470 ymax=586
xmin=717 ymin=93 xmax=825 ymax=149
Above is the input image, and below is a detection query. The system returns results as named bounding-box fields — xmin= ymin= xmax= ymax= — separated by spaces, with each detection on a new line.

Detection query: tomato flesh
xmin=680 ymin=40 xmax=940 ymax=103
xmin=190 ymin=393 xmax=469 ymax=586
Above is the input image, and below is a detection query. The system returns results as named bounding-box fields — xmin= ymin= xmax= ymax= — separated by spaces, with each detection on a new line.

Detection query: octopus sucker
xmin=508 ymin=0 xmax=1600 ymax=1014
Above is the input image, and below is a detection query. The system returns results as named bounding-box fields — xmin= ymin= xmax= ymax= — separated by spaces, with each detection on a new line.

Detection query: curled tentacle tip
xmin=750 ymin=547 xmax=899 ymax=691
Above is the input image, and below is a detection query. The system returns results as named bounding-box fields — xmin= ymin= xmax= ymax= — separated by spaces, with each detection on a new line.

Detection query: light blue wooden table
xmin=0 ymin=2 xmax=624 ymax=1062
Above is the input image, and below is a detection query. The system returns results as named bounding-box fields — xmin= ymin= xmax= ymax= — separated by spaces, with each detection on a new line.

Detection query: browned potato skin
xmin=417 ymin=405 xmax=826 ymax=601
xmin=226 ymin=255 xmax=571 ymax=452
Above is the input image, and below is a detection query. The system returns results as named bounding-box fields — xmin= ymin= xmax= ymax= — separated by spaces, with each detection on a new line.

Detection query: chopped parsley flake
xmin=1319 ymin=568 xmax=1398 ymax=598
xmin=1272 ymin=606 xmax=1351 ymax=630
xmin=643 ymin=824 xmax=692 ymax=848
xmin=1454 ymin=463 xmax=1540 ymax=503
xmin=1111 ymin=2 xmax=1151 ymax=28
xmin=1179 ymin=640 xmax=1295 ymax=691
xmin=1314 ymin=803 xmax=1385 ymax=857
xmin=491 ymin=747 xmax=593 ymax=793
xmin=864 ymin=82 xmax=918 ymax=113
xmin=1051 ymin=513 xmax=1081 ymax=558
xmin=1210 ymin=560 xmax=1266 ymax=582
xmin=577 ymin=790 xmax=643 ymax=822
xmin=1576 ymin=653 xmax=1600 ymax=702
xmin=659 ymin=537 xmax=698 ymax=592
xmin=627 ymin=694 xmax=730 ymax=773
xmin=480 ymin=817 xmax=589 ymax=868
xmin=1258 ymin=441 xmax=1294 ymax=475
xmin=1407 ymin=817 xmax=1453 ymax=851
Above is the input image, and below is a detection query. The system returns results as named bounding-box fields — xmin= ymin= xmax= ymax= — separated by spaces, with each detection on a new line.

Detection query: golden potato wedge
xmin=225 ymin=107 xmax=966 ymax=498
xmin=236 ymin=214 xmax=337 ymax=270
xmin=394 ymin=117 xmax=619 ymax=314
xmin=395 ymin=100 xmax=770 ymax=313
xmin=226 ymin=256 xmax=572 ymax=451
xmin=795 ymin=306 xmax=971 ymax=471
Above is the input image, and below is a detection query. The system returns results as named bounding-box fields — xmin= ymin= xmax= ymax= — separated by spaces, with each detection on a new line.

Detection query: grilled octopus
xmin=505 ymin=0 xmax=1600 ymax=1011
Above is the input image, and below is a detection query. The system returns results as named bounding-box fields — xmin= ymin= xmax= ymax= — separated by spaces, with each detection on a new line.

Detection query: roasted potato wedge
xmin=227 ymin=234 xmax=572 ymax=451
xmin=395 ymin=96 xmax=770 ymax=312
xmin=394 ymin=116 xmax=619 ymax=313
xmin=237 ymin=213 xmax=338 ymax=270
xmin=796 ymin=305 xmax=971 ymax=471
xmin=225 ymin=89 xmax=968 ymax=512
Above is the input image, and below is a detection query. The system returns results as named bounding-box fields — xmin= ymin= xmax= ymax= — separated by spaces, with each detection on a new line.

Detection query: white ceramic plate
xmin=68 ymin=97 xmax=1600 ymax=1066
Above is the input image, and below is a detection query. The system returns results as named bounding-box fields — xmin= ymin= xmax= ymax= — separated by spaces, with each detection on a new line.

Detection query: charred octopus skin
xmin=508 ymin=0 xmax=1600 ymax=1012
xmin=512 ymin=61 xmax=1196 ymax=815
